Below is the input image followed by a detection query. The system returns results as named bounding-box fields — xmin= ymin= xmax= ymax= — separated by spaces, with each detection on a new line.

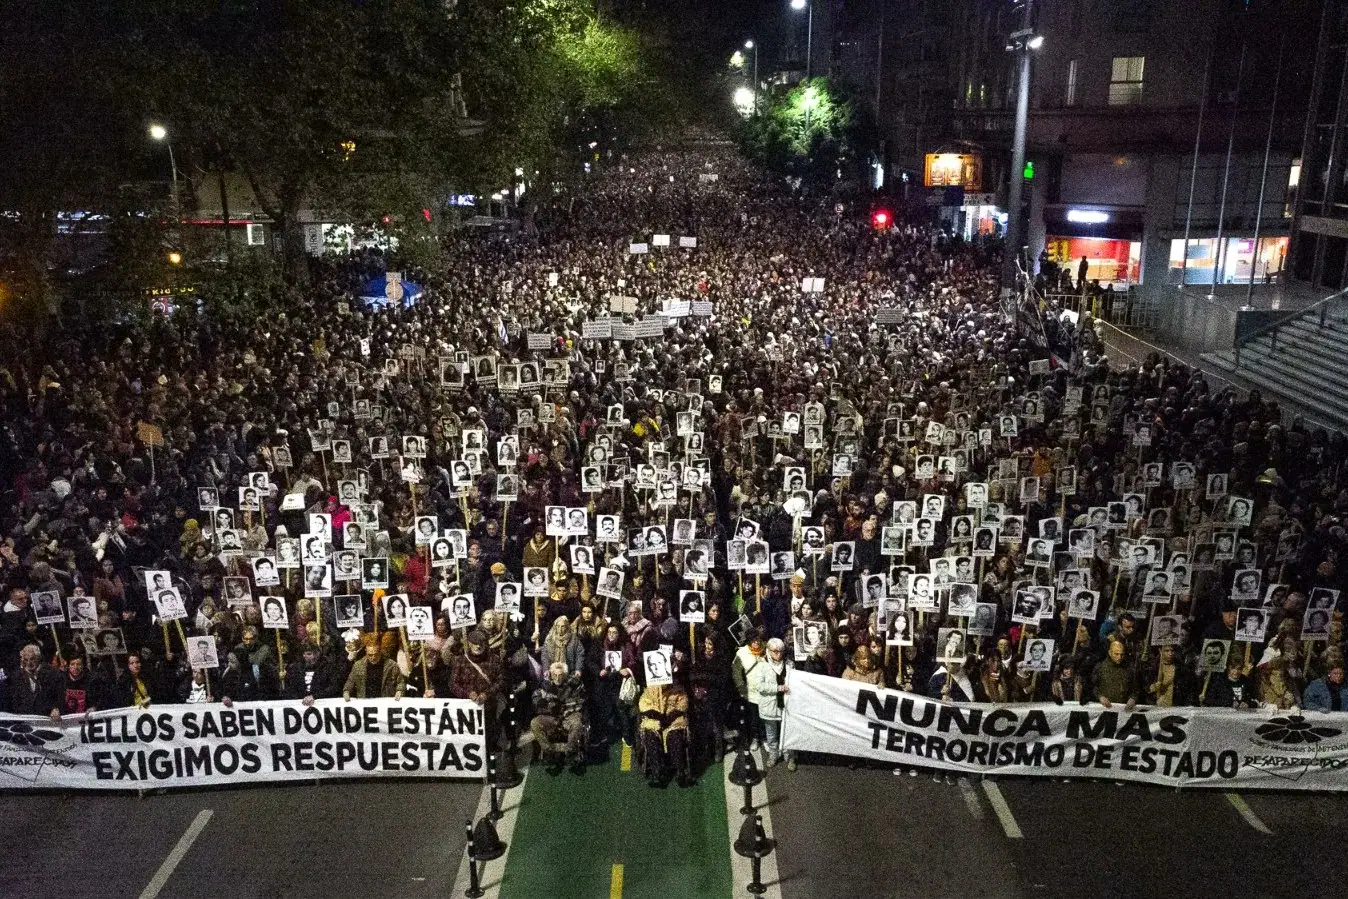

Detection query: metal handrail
xmin=1233 ymin=284 xmax=1348 ymax=367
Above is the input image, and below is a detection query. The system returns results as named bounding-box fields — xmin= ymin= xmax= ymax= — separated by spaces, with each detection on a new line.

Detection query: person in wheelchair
xmin=638 ymin=652 xmax=692 ymax=787
xmin=531 ymin=661 xmax=588 ymax=774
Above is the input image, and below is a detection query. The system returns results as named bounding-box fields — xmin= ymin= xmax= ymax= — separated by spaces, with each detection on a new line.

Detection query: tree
xmin=120 ymin=0 xmax=464 ymax=282
xmin=736 ymin=77 xmax=871 ymax=189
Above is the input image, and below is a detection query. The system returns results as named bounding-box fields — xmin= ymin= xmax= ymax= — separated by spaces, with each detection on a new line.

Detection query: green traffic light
xmin=1023 ymin=160 xmax=1035 ymax=180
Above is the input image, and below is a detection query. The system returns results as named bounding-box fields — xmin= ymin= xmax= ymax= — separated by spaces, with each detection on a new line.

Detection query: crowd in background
xmin=3 ymin=133 xmax=1348 ymax=786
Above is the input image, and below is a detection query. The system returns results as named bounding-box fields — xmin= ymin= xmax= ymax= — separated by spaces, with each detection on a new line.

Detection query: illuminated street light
xmin=148 ymin=124 xmax=167 ymax=141
xmin=167 ymin=251 xmax=182 ymax=265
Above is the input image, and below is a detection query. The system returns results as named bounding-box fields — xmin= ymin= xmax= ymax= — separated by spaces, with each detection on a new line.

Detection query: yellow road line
xmin=610 ymin=863 xmax=624 ymax=899
xmin=620 ymin=743 xmax=632 ymax=772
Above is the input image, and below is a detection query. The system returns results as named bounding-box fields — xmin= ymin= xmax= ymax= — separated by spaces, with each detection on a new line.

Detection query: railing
xmin=1232 ymin=284 xmax=1348 ymax=368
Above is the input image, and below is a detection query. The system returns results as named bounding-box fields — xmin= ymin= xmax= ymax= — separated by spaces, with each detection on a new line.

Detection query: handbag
xmin=619 ymin=675 xmax=640 ymax=704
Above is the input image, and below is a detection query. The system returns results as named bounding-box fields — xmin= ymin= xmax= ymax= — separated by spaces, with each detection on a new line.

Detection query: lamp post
xmin=999 ymin=0 xmax=1042 ymax=300
xmin=148 ymin=124 xmax=180 ymax=219
xmin=790 ymin=0 xmax=813 ymax=82
xmin=745 ymin=40 xmax=759 ymax=115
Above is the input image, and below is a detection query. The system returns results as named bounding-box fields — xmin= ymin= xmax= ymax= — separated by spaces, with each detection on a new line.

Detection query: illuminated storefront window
xmin=1046 ymin=236 xmax=1141 ymax=286
xmin=1168 ymin=236 xmax=1289 ymax=285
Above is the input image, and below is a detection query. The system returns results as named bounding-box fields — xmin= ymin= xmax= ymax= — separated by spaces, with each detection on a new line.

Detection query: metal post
xmin=1211 ymin=38 xmax=1248 ymax=295
xmin=464 ymin=822 xmax=483 ymax=899
xmin=875 ymin=0 xmax=885 ymax=117
xmin=752 ymin=44 xmax=759 ymax=115
xmin=1180 ymin=49 xmax=1214 ymax=287
xmin=806 ymin=1 xmax=814 ymax=81
xmin=1000 ymin=0 xmax=1034 ymax=298
xmin=1247 ymin=36 xmax=1285 ymax=306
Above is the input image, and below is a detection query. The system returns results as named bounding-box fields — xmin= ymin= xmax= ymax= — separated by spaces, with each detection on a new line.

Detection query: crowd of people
xmin=3 ymin=132 xmax=1348 ymax=790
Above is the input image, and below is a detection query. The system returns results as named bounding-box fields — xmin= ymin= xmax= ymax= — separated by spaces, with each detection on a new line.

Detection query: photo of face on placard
xmin=152 ymin=587 xmax=187 ymax=622
xmin=1200 ymin=639 xmax=1230 ymax=673
xmin=260 ymin=595 xmax=289 ymax=629
xmin=567 ymin=507 xmax=589 ymax=536
xmin=187 ymin=636 xmax=220 ymax=671
xmin=937 ymin=627 xmax=966 ymax=663
xmin=439 ymin=593 xmax=474 ymax=630
xmin=830 ymin=541 xmax=855 ymax=572
xmin=595 ymin=515 xmax=621 ymax=543
xmin=362 ymin=557 xmax=389 ymax=590
xmin=31 ymin=589 xmax=64 ymax=625
xmin=400 ymin=605 xmax=433 ymax=641
xmin=334 ymin=595 xmax=364 ymax=629
xmin=679 ymin=590 xmax=705 ymax=623
xmin=1021 ymin=638 xmax=1054 ymax=673
xmin=744 ymin=539 xmax=769 ymax=574
xmin=67 ymin=594 xmax=98 ymax=629
xmin=644 ymin=647 xmax=673 ymax=686
xmin=377 ymin=594 xmax=407 ymax=628
xmin=1234 ymin=607 xmax=1269 ymax=643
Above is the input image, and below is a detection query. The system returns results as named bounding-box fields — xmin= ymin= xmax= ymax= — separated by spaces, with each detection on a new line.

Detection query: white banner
xmin=782 ymin=670 xmax=1348 ymax=792
xmin=0 ymin=698 xmax=486 ymax=791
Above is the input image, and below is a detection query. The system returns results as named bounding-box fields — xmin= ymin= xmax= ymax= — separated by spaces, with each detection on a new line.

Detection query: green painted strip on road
xmin=501 ymin=752 xmax=732 ymax=899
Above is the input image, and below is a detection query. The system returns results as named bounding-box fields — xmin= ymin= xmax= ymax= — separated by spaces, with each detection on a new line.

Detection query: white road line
xmin=451 ymin=765 xmax=529 ymax=899
xmin=138 ymin=809 xmax=213 ymax=899
xmin=958 ymin=777 xmax=984 ymax=819
xmin=980 ymin=780 xmax=1024 ymax=839
xmin=723 ymin=750 xmax=783 ymax=899
xmin=1225 ymin=793 xmax=1274 ymax=835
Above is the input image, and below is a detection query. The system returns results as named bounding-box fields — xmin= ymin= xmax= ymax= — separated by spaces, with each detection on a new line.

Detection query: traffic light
xmin=872 ymin=209 xmax=892 ymax=230
xmin=1023 ymin=160 xmax=1036 ymax=181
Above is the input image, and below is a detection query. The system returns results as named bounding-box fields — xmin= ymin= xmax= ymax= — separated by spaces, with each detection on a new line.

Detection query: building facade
xmin=845 ymin=0 xmax=1320 ymax=305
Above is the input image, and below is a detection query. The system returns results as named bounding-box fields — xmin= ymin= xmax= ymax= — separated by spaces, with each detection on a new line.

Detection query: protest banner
xmin=782 ymin=669 xmax=1348 ymax=792
xmin=527 ymin=332 xmax=551 ymax=350
xmin=0 ymin=698 xmax=485 ymax=791
xmin=582 ymin=319 xmax=613 ymax=340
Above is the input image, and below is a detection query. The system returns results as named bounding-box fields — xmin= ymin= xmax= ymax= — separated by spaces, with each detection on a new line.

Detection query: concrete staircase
xmin=1201 ymin=302 xmax=1348 ymax=433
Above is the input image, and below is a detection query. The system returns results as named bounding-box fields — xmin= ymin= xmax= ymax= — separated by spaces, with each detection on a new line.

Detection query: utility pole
xmin=1000 ymin=0 xmax=1037 ymax=300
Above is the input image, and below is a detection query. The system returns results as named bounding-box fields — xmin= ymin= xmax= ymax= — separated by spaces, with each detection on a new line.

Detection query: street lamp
xmin=790 ymin=0 xmax=813 ymax=82
xmin=148 ymin=123 xmax=181 ymax=223
xmin=1000 ymin=0 xmax=1045 ymax=301
xmin=745 ymin=40 xmax=759 ymax=115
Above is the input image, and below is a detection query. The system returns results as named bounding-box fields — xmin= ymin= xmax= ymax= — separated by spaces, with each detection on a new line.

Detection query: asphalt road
xmin=0 ymin=779 xmax=484 ymax=898
xmin=7 ymin=753 xmax=1348 ymax=898
xmin=766 ymin=756 xmax=1348 ymax=899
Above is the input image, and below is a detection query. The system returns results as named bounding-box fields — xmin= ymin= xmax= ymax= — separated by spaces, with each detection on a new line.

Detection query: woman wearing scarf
xmin=542 ymin=615 xmax=584 ymax=681
xmin=622 ymin=600 xmax=651 ymax=667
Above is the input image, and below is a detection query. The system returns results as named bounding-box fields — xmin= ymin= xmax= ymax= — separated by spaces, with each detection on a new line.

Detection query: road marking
xmin=139 ymin=809 xmax=213 ymax=899
xmin=723 ymin=750 xmax=783 ymax=899
xmin=958 ymin=777 xmax=984 ymax=820
xmin=1226 ymin=793 xmax=1274 ymax=834
xmin=980 ymin=780 xmax=1024 ymax=839
xmin=610 ymin=863 xmax=625 ymax=899
xmin=620 ymin=743 xmax=632 ymax=772
xmin=451 ymin=765 xmax=530 ymax=899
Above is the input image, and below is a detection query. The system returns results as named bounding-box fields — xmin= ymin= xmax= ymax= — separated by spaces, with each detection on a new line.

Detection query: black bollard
xmin=464 ymin=822 xmax=484 ymax=899
xmin=733 ymin=813 xmax=775 ymax=896
xmin=728 ymin=742 xmax=762 ymax=815
xmin=488 ymin=755 xmax=503 ymax=822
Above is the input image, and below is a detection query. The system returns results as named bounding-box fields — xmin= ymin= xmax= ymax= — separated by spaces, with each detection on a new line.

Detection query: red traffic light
xmin=872 ymin=209 xmax=892 ymax=229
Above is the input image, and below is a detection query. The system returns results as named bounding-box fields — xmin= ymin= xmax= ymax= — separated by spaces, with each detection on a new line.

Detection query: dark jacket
xmin=3 ymin=665 xmax=64 ymax=715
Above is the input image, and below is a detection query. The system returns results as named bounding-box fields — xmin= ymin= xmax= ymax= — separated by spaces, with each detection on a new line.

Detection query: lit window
xmin=1066 ymin=59 xmax=1078 ymax=106
xmin=1109 ymin=56 xmax=1144 ymax=106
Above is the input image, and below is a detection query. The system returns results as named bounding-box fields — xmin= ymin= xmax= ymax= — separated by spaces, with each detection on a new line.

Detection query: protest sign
xmin=527 ymin=332 xmax=551 ymax=350
xmin=782 ymin=670 xmax=1348 ymax=792
xmin=582 ymin=319 xmax=612 ymax=340
xmin=0 ymin=699 xmax=486 ymax=790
